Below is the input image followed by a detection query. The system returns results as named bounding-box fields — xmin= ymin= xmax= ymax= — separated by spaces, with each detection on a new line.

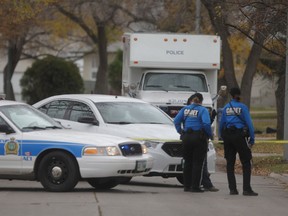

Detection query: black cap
xmin=187 ymin=95 xmax=193 ymax=105
xmin=187 ymin=93 xmax=203 ymax=105
xmin=230 ymin=87 xmax=241 ymax=97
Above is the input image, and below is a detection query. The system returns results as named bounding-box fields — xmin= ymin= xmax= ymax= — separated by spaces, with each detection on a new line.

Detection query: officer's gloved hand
xmin=247 ymin=138 xmax=254 ymax=149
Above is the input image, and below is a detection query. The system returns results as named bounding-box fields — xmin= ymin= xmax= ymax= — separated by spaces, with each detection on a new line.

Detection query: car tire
xmin=87 ymin=178 xmax=119 ymax=190
xmin=176 ymin=174 xmax=184 ymax=185
xmin=38 ymin=151 xmax=79 ymax=192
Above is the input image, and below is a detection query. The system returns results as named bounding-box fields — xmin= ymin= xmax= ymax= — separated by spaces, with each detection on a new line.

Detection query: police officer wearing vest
xmin=219 ymin=87 xmax=258 ymax=196
xmin=174 ymin=93 xmax=212 ymax=192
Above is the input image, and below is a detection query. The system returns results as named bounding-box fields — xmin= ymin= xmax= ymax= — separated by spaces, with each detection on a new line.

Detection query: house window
xmin=91 ymin=57 xmax=97 ymax=68
xmin=91 ymin=71 xmax=97 ymax=79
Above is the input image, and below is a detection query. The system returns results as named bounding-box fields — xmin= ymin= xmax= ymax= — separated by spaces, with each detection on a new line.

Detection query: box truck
xmin=122 ymin=33 xmax=221 ymax=119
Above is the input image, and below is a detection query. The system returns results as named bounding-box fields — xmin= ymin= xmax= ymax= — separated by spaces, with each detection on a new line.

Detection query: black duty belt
xmin=185 ymin=129 xmax=202 ymax=134
xmin=225 ymin=126 xmax=242 ymax=133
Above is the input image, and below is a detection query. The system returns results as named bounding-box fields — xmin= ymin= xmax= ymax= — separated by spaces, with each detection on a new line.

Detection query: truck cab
xmin=136 ymin=69 xmax=213 ymax=118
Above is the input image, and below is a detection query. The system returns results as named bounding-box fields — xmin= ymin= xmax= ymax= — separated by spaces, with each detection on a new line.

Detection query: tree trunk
xmin=3 ymin=37 xmax=25 ymax=100
xmin=275 ymin=73 xmax=284 ymax=139
xmin=275 ymin=58 xmax=285 ymax=139
xmin=240 ymin=32 xmax=265 ymax=108
xmin=3 ymin=44 xmax=15 ymax=101
xmin=201 ymin=0 xmax=238 ymax=96
xmin=221 ymin=37 xmax=238 ymax=91
xmin=94 ymin=24 xmax=108 ymax=94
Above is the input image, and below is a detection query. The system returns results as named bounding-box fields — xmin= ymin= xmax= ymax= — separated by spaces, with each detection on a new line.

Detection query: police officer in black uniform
xmin=174 ymin=93 xmax=212 ymax=192
xmin=219 ymin=87 xmax=258 ymax=196
xmin=186 ymin=94 xmax=219 ymax=192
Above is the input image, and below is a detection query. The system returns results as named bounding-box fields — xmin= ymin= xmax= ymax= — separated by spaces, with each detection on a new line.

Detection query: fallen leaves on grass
xmin=216 ymin=149 xmax=288 ymax=176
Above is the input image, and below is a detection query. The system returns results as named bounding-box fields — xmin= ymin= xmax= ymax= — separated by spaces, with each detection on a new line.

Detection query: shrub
xmin=20 ymin=55 xmax=84 ymax=104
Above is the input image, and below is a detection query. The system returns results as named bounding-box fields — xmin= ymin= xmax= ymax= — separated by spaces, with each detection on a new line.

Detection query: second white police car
xmin=33 ymin=94 xmax=216 ymax=184
xmin=0 ymin=100 xmax=153 ymax=192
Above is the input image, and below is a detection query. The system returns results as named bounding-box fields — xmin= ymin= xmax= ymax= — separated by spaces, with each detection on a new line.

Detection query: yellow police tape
xmin=133 ymin=138 xmax=288 ymax=144
xmin=217 ymin=140 xmax=288 ymax=144
xmin=132 ymin=137 xmax=288 ymax=144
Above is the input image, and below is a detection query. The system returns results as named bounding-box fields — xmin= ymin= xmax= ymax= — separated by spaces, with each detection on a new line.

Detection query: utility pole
xmin=284 ymin=10 xmax=288 ymax=160
xmin=195 ymin=0 xmax=201 ymax=34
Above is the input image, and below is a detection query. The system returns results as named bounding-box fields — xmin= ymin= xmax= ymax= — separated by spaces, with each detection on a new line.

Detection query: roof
xmin=43 ymin=94 xmax=148 ymax=104
xmin=0 ymin=100 xmax=25 ymax=106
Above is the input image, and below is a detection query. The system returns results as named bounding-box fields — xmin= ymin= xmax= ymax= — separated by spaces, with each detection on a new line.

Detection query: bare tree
xmin=54 ymin=0 xmax=126 ymax=94
xmin=0 ymin=0 xmax=60 ymax=100
xmin=201 ymin=0 xmax=287 ymax=138
xmin=0 ymin=1 xmax=34 ymax=100
xmin=201 ymin=0 xmax=286 ymax=106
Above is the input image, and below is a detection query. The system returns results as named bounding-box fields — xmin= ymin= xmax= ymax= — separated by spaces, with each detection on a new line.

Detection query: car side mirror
xmin=0 ymin=124 xmax=14 ymax=134
xmin=77 ymin=117 xmax=99 ymax=126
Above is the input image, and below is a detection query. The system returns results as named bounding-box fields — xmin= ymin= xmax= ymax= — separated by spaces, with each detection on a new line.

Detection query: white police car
xmin=0 ymin=100 xmax=153 ymax=192
xmin=33 ymin=94 xmax=216 ymax=184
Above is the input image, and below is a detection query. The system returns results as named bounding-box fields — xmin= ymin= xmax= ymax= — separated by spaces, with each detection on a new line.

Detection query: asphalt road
xmin=0 ymin=171 xmax=287 ymax=216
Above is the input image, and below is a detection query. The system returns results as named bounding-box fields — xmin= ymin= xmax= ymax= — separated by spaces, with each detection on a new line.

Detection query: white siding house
xmin=0 ymin=56 xmax=34 ymax=102
xmin=250 ymin=74 xmax=277 ymax=108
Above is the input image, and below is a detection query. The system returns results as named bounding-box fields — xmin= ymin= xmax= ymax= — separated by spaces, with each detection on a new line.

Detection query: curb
xmin=269 ymin=172 xmax=288 ymax=185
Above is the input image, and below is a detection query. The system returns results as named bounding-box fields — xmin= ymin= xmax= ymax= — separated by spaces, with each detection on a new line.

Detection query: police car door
xmin=0 ymin=115 xmax=22 ymax=175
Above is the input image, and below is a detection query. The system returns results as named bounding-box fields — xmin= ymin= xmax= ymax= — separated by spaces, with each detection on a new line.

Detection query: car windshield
xmin=94 ymin=102 xmax=173 ymax=125
xmin=143 ymin=72 xmax=208 ymax=92
xmin=0 ymin=104 xmax=62 ymax=132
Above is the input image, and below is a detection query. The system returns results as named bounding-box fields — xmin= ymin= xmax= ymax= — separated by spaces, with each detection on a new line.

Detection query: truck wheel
xmin=87 ymin=178 xmax=119 ymax=190
xmin=38 ymin=151 xmax=79 ymax=192
xmin=176 ymin=175 xmax=184 ymax=185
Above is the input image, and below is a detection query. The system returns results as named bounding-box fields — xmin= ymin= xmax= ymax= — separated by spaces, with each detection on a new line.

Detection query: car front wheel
xmin=87 ymin=178 xmax=119 ymax=190
xmin=38 ymin=151 xmax=79 ymax=192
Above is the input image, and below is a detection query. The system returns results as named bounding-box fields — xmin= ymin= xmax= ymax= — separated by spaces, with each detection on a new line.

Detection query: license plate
xmin=136 ymin=160 xmax=147 ymax=171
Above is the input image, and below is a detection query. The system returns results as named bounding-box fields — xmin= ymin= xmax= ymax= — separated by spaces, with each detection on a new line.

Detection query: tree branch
xmin=226 ymin=23 xmax=285 ymax=59
xmin=55 ymin=4 xmax=98 ymax=44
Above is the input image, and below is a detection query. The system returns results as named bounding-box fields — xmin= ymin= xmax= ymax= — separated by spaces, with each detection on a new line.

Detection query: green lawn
xmin=215 ymin=107 xmax=288 ymax=176
xmin=253 ymin=119 xmax=277 ymax=133
xmin=252 ymin=156 xmax=288 ymax=174
xmin=250 ymin=107 xmax=277 ymax=134
xmin=215 ymin=141 xmax=288 ymax=175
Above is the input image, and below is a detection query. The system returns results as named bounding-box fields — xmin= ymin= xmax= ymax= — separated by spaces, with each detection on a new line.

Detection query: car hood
xmin=22 ymin=129 xmax=134 ymax=146
xmin=101 ymin=123 xmax=180 ymax=141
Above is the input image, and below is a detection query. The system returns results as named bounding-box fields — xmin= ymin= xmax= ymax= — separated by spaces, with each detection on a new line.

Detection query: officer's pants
xmin=223 ymin=129 xmax=252 ymax=191
xmin=182 ymin=132 xmax=208 ymax=189
xmin=201 ymin=157 xmax=213 ymax=188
